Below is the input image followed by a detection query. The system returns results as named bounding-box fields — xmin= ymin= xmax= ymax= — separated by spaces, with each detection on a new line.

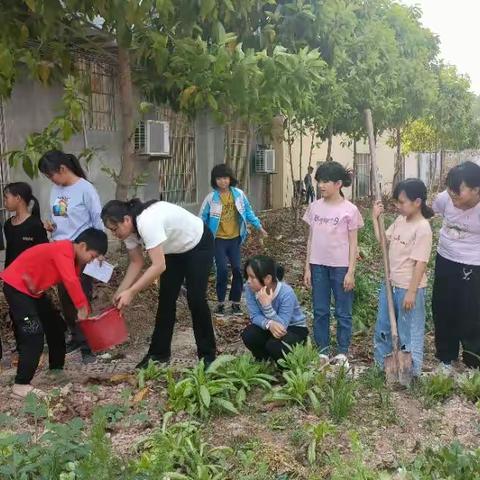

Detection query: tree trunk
xmin=286 ymin=121 xmax=300 ymax=225
xmin=392 ymin=128 xmax=403 ymax=192
xmin=352 ymin=138 xmax=357 ymax=201
xmin=325 ymin=125 xmax=333 ymax=161
xmin=115 ymin=46 xmax=136 ymax=201
xmin=308 ymin=131 xmax=315 ymax=168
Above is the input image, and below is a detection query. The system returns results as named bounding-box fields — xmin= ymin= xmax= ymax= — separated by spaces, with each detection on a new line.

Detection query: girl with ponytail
xmin=2 ymin=182 xmax=48 ymax=359
xmin=101 ymin=197 xmax=216 ymax=369
xmin=38 ymin=150 xmax=104 ymax=363
xmin=242 ymin=255 xmax=308 ymax=362
xmin=303 ymin=161 xmax=364 ymax=367
xmin=372 ymin=178 xmax=433 ymax=376
xmin=3 ymin=182 xmax=48 ymax=267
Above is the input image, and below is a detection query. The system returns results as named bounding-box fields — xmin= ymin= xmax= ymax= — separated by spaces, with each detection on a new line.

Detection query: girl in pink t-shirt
xmin=303 ymin=162 xmax=363 ymax=365
xmin=372 ymin=179 xmax=433 ymax=377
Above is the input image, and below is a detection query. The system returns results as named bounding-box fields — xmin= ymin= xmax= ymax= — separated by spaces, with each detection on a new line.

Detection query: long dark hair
xmin=39 ymin=150 xmax=87 ymax=179
xmin=4 ymin=182 xmax=41 ymax=218
xmin=101 ymin=198 xmax=158 ymax=232
xmin=244 ymin=255 xmax=285 ymax=285
xmin=315 ymin=161 xmax=352 ymax=197
xmin=446 ymin=161 xmax=480 ymax=194
xmin=210 ymin=164 xmax=238 ymax=189
xmin=393 ymin=178 xmax=434 ymax=219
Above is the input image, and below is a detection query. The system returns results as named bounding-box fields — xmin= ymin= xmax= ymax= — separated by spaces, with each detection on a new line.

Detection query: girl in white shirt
xmin=101 ymin=199 xmax=216 ymax=368
xmin=432 ymin=161 xmax=480 ymax=372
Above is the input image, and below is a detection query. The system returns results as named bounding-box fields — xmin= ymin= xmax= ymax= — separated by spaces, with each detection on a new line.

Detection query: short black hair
xmin=210 ymin=164 xmax=238 ymax=189
xmin=445 ymin=161 xmax=480 ymax=194
xmin=74 ymin=228 xmax=108 ymax=255
xmin=244 ymin=255 xmax=285 ymax=285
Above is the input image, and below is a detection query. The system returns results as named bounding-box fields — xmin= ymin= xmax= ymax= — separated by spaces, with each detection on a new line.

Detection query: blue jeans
xmin=215 ymin=237 xmax=243 ymax=303
xmin=374 ymin=284 xmax=426 ymax=376
xmin=311 ymin=265 xmax=353 ymax=355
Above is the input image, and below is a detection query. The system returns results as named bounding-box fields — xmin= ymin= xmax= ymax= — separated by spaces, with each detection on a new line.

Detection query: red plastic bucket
xmin=78 ymin=307 xmax=128 ymax=353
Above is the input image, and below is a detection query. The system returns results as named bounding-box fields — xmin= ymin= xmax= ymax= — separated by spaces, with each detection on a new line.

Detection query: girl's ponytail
xmin=275 ymin=264 xmax=285 ymax=282
xmin=66 ymin=153 xmax=87 ymax=179
xmin=420 ymin=201 xmax=434 ymax=219
xmin=30 ymin=195 xmax=41 ymax=218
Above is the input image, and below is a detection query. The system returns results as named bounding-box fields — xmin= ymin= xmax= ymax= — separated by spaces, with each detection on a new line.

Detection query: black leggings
xmin=57 ymin=273 xmax=93 ymax=350
xmin=242 ymin=324 xmax=309 ymax=362
xmin=3 ymin=284 xmax=66 ymax=384
xmin=148 ymin=225 xmax=216 ymax=362
xmin=432 ymin=254 xmax=480 ymax=368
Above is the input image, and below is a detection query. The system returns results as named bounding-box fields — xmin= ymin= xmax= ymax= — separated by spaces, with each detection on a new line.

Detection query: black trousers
xmin=242 ymin=323 xmax=309 ymax=362
xmin=432 ymin=254 xmax=480 ymax=368
xmin=57 ymin=273 xmax=93 ymax=350
xmin=148 ymin=225 xmax=216 ymax=362
xmin=3 ymin=284 xmax=66 ymax=384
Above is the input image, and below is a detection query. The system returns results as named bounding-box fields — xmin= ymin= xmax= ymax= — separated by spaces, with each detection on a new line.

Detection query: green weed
xmin=133 ymin=411 xmax=231 ymax=479
xmin=401 ymin=442 xmax=480 ymax=479
xmin=137 ymin=359 xmax=167 ymax=389
xmin=416 ymin=373 xmax=455 ymax=407
xmin=459 ymin=370 xmax=480 ymax=402
xmin=327 ymin=367 xmax=356 ymax=423
xmin=266 ymin=368 xmax=325 ymax=411
xmin=166 ymin=356 xmax=239 ymax=418
xmin=277 ymin=338 xmax=320 ymax=371
xmin=305 ymin=421 xmax=337 ymax=465
xmin=216 ymin=353 xmax=276 ymax=407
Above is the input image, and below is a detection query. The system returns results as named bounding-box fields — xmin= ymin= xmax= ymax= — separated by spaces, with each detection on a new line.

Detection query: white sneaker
xmin=11 ymin=384 xmax=46 ymax=399
xmin=332 ymin=354 xmax=350 ymax=369
xmin=436 ymin=362 xmax=453 ymax=376
xmin=318 ymin=354 xmax=330 ymax=366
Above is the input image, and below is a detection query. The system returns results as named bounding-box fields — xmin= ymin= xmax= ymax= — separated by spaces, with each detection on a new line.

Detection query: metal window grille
xmin=156 ymin=107 xmax=197 ymax=204
xmin=76 ymin=57 xmax=116 ymax=131
xmin=0 ymin=100 xmax=10 ymax=224
xmin=354 ymin=153 xmax=371 ymax=198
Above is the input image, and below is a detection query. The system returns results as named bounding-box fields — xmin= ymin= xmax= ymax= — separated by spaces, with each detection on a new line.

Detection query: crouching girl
xmin=241 ymin=255 xmax=308 ymax=362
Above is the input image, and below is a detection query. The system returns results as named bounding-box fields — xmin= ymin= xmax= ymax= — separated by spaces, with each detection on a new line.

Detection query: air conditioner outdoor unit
xmin=135 ymin=120 xmax=170 ymax=156
xmin=255 ymin=149 xmax=276 ymax=173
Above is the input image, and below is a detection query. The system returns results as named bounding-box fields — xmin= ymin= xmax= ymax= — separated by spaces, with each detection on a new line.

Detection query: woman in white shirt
xmin=101 ymin=199 xmax=216 ymax=368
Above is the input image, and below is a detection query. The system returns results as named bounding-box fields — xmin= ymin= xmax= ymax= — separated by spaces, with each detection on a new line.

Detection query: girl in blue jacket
xmin=200 ymin=164 xmax=267 ymax=317
xmin=242 ymin=255 xmax=308 ymax=361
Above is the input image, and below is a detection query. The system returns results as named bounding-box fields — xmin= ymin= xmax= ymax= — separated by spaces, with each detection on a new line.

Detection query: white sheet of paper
xmin=83 ymin=259 xmax=114 ymax=283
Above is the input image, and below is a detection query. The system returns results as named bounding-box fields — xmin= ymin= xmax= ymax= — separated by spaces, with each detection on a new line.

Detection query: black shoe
xmin=214 ymin=304 xmax=226 ymax=317
xmin=203 ymin=357 xmax=216 ymax=370
xmin=136 ymin=354 xmax=170 ymax=370
xmin=231 ymin=303 xmax=243 ymax=316
xmin=81 ymin=349 xmax=97 ymax=365
xmin=66 ymin=339 xmax=82 ymax=354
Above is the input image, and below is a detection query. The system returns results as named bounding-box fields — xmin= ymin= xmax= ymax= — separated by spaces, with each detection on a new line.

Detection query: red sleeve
xmin=53 ymin=253 xmax=90 ymax=311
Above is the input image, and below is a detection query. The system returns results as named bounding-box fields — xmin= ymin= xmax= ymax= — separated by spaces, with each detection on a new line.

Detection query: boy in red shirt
xmin=1 ymin=228 xmax=107 ymax=399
